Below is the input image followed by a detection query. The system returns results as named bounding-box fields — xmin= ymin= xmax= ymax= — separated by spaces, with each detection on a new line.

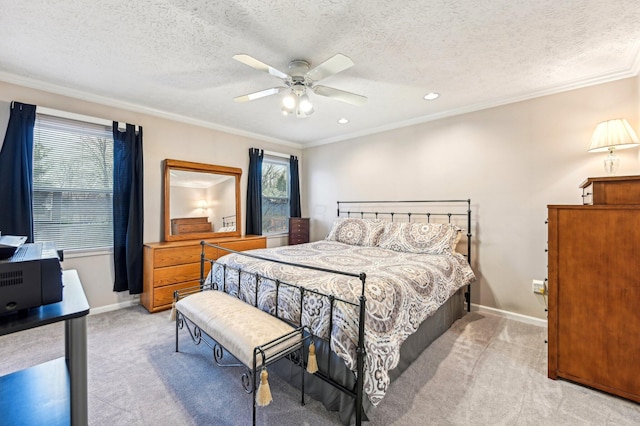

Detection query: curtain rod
xmin=38 ymin=106 xmax=111 ymax=126
xmin=264 ymin=150 xmax=291 ymax=159
xmin=37 ymin=106 xmax=138 ymax=131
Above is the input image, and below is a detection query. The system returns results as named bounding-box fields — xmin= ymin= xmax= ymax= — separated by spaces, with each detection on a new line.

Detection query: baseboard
xmin=471 ymin=303 xmax=547 ymax=327
xmin=87 ymin=299 xmax=545 ymax=327
xmin=89 ymin=299 xmax=139 ymax=315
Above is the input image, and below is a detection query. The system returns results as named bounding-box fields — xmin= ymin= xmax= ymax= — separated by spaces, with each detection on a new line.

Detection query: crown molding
xmin=306 ymin=64 xmax=640 ymax=148
xmin=3 ymin=59 xmax=638 ymax=152
xmin=0 ymin=71 xmax=301 ymax=149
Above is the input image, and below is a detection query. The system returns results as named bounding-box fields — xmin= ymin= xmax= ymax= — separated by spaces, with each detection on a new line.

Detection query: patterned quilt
xmin=207 ymin=240 xmax=475 ymax=406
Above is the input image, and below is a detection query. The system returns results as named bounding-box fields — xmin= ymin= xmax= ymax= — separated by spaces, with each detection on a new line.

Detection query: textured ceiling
xmin=1 ymin=0 xmax=639 ymax=147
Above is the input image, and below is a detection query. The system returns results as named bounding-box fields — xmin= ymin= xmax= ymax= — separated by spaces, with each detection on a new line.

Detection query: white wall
xmin=0 ymin=101 xmax=9 ymax=149
xmin=303 ymin=76 xmax=640 ymax=319
xmin=2 ymin=76 xmax=638 ymax=317
xmin=209 ymin=177 xmax=236 ymax=230
xmin=0 ymin=81 xmax=302 ymax=311
xmin=170 ymin=186 xmax=207 ymax=219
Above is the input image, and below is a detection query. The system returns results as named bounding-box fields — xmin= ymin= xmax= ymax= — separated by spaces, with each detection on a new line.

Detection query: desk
xmin=0 ymin=270 xmax=90 ymax=425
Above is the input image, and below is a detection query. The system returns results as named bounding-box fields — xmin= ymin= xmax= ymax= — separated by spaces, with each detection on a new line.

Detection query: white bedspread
xmin=207 ymin=240 xmax=475 ymax=406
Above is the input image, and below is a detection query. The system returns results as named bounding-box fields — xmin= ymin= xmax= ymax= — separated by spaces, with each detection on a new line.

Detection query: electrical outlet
xmin=532 ymin=279 xmax=546 ymax=295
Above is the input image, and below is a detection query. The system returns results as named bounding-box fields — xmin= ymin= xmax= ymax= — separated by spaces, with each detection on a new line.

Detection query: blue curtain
xmin=0 ymin=102 xmax=36 ymax=241
xmin=289 ymin=155 xmax=301 ymax=217
xmin=246 ymin=148 xmax=263 ymax=235
xmin=112 ymin=123 xmax=144 ymax=293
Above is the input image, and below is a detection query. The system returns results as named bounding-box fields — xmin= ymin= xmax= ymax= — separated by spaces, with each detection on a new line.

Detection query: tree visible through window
xmin=262 ymin=157 xmax=289 ymax=234
xmin=32 ymin=114 xmax=114 ymax=251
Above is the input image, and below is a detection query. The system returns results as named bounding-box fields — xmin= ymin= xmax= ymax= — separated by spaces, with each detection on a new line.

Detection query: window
xmin=262 ymin=156 xmax=290 ymax=234
xmin=32 ymin=113 xmax=114 ymax=251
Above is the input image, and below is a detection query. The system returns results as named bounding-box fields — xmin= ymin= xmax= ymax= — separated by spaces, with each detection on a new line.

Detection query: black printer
xmin=0 ymin=239 xmax=63 ymax=315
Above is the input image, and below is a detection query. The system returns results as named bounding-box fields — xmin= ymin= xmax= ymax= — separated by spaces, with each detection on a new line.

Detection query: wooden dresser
xmin=141 ymin=235 xmax=266 ymax=313
xmin=288 ymin=217 xmax=310 ymax=245
xmin=547 ymin=176 xmax=640 ymax=402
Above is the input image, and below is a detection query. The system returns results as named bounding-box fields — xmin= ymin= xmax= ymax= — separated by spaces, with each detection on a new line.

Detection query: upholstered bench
xmin=174 ymin=289 xmax=307 ymax=425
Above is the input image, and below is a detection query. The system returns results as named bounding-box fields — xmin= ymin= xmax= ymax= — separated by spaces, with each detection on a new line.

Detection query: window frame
xmin=32 ymin=109 xmax=115 ymax=254
xmin=261 ymin=154 xmax=291 ymax=236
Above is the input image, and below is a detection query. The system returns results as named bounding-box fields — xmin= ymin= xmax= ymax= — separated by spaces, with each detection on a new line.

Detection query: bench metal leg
xmin=175 ymin=312 xmax=179 ymax=352
xmin=175 ymin=313 xmax=308 ymax=425
xmin=252 ymin=359 xmax=257 ymax=426
xmin=301 ymin=346 xmax=305 ymax=406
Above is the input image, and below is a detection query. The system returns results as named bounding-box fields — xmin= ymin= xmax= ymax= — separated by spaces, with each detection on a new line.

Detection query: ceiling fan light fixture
xmin=233 ymin=53 xmax=366 ymax=118
xmin=299 ymin=94 xmax=313 ymax=113
xmin=424 ymin=92 xmax=440 ymax=100
xmin=283 ymin=93 xmax=296 ymax=109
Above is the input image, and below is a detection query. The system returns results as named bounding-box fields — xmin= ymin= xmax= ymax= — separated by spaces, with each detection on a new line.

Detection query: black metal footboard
xmin=199 ymin=241 xmax=369 ymax=426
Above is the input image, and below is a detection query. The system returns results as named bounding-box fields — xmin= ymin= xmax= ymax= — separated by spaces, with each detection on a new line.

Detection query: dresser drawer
xmin=290 ymin=221 xmax=309 ymax=231
xmin=153 ymin=263 xmax=198 ymax=287
xmin=289 ymin=226 xmax=308 ymax=235
xmin=170 ymin=217 xmax=212 ymax=235
xmin=152 ymin=280 xmax=200 ymax=310
xmin=289 ymin=236 xmax=308 ymax=245
xmin=289 ymin=218 xmax=309 ymax=229
xmin=173 ymin=222 xmax=212 ymax=234
xmin=581 ymin=184 xmax=593 ymax=205
xmin=289 ymin=228 xmax=308 ymax=238
xmin=154 ymin=244 xmax=218 ymax=268
xmin=153 ymin=262 xmax=212 ymax=287
xmin=219 ymin=238 xmax=266 ymax=253
xmin=580 ymin=176 xmax=640 ymax=205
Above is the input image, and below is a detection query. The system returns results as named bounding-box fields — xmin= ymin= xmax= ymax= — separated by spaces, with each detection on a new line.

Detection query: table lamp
xmin=588 ymin=118 xmax=639 ymax=176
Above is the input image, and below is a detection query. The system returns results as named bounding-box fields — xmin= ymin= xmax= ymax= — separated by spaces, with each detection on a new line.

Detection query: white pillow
xmin=325 ymin=218 xmax=385 ymax=246
xmin=377 ymin=222 xmax=461 ymax=254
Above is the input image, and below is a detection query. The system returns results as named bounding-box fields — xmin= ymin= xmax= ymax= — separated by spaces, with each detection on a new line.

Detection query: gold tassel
xmin=306 ymin=341 xmax=318 ymax=374
xmin=256 ymin=368 xmax=273 ymax=406
xmin=169 ymin=301 xmax=176 ymax=321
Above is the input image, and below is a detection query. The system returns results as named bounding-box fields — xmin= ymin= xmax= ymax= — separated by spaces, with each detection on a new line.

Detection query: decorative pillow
xmin=377 ymin=222 xmax=462 ymax=254
xmin=325 ymin=218 xmax=386 ymax=246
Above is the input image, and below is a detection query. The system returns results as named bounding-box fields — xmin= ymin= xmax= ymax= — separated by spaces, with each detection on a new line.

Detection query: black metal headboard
xmin=336 ymin=199 xmax=473 ymax=311
xmin=222 ymin=214 xmax=236 ymax=227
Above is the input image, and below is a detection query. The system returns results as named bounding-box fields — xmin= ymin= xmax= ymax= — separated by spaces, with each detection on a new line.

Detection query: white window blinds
xmin=32 ymin=113 xmax=114 ymax=251
xmin=261 ymin=155 xmax=290 ymax=234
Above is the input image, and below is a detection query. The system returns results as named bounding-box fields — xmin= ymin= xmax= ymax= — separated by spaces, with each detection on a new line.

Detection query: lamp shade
xmin=588 ymin=118 xmax=639 ymax=153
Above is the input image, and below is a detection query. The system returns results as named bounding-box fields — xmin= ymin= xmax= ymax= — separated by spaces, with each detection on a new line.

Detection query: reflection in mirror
xmin=169 ymin=170 xmax=236 ymax=234
xmin=163 ymin=159 xmax=241 ymax=241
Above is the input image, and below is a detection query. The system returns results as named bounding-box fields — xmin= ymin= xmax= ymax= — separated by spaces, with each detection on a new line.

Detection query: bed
xmin=217 ymin=214 xmax=237 ymax=232
xmin=200 ymin=200 xmax=475 ymax=424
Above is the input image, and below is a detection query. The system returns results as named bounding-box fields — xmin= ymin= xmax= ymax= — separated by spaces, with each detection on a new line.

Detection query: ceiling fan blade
xmin=233 ymin=54 xmax=289 ymax=80
xmin=312 ymin=85 xmax=367 ymax=106
xmin=233 ymin=87 xmax=286 ymax=102
xmin=306 ymin=54 xmax=354 ymax=82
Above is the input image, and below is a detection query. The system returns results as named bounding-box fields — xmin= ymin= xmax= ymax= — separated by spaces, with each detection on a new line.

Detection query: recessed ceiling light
xmin=337 ymin=118 xmax=349 ymax=124
xmin=423 ymin=92 xmax=440 ymax=100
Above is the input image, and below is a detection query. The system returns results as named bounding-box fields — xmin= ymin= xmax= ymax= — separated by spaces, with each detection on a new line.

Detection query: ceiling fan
xmin=232 ymin=53 xmax=367 ymax=118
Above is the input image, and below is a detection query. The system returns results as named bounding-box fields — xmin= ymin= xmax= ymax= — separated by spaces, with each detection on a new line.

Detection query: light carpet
xmin=0 ymin=306 xmax=638 ymax=425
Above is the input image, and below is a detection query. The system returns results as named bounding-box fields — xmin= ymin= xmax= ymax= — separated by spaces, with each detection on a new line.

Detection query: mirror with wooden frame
xmin=163 ymin=159 xmax=241 ymax=241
